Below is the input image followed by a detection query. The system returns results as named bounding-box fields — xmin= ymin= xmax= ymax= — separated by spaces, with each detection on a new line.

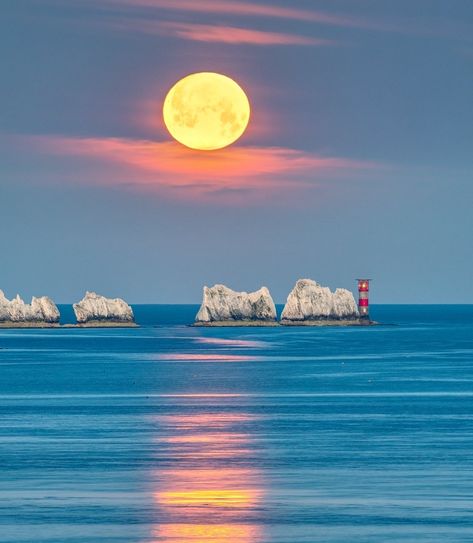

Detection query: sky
xmin=1 ymin=0 xmax=472 ymax=304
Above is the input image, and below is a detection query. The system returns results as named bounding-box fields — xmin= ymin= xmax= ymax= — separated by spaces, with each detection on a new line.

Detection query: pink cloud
xmin=111 ymin=20 xmax=330 ymax=46
xmin=105 ymin=0 xmax=364 ymax=28
xmin=102 ymin=1 xmax=466 ymax=37
xmin=21 ymin=134 xmax=377 ymax=203
xmin=61 ymin=0 xmax=466 ymax=39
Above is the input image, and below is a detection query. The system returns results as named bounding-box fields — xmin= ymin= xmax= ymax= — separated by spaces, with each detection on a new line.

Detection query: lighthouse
xmin=357 ymin=279 xmax=370 ymax=320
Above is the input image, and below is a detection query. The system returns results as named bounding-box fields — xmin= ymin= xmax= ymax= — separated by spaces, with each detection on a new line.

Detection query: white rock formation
xmin=73 ymin=292 xmax=134 ymax=323
xmin=281 ymin=279 xmax=359 ymax=321
xmin=195 ymin=284 xmax=277 ymax=323
xmin=0 ymin=290 xmax=60 ymax=323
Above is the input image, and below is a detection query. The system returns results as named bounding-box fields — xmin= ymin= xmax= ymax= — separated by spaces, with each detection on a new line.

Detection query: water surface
xmin=1 ymin=305 xmax=472 ymax=542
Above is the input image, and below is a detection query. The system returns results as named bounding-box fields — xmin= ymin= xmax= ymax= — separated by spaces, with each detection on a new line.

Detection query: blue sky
xmin=1 ymin=0 xmax=472 ymax=303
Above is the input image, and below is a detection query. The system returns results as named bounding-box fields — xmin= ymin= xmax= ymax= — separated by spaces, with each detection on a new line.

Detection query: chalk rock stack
xmin=195 ymin=284 xmax=277 ymax=324
xmin=281 ymin=279 xmax=359 ymax=322
xmin=73 ymin=292 xmax=135 ymax=325
xmin=0 ymin=290 xmax=60 ymax=325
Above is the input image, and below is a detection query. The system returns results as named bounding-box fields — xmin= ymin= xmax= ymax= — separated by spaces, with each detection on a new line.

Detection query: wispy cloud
xmin=92 ymin=0 xmax=473 ymax=39
xmin=101 ymin=0 xmax=364 ymax=28
xmin=21 ymin=134 xmax=376 ymax=203
xmin=42 ymin=0 xmax=473 ymax=43
xmin=110 ymin=20 xmax=330 ymax=46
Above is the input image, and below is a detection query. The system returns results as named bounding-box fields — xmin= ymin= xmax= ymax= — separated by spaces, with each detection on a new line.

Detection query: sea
xmin=1 ymin=305 xmax=473 ymax=543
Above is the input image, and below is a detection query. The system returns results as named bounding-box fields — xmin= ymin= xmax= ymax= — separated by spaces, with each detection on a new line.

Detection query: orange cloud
xmin=23 ymin=134 xmax=377 ymax=203
xmin=111 ymin=20 xmax=330 ymax=46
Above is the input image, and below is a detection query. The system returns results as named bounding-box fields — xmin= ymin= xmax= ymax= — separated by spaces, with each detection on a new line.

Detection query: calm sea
xmin=1 ymin=305 xmax=473 ymax=543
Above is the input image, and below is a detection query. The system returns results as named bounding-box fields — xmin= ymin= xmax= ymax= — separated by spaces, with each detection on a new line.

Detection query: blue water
xmin=1 ymin=305 xmax=472 ymax=542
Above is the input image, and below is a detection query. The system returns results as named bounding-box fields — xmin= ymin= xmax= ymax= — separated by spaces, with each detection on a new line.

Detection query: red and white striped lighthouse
xmin=357 ymin=279 xmax=370 ymax=319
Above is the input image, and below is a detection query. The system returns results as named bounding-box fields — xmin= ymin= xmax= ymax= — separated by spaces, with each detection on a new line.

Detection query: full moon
xmin=163 ymin=72 xmax=250 ymax=151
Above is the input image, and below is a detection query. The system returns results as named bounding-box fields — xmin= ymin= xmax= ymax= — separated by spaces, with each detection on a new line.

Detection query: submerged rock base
xmin=194 ymin=319 xmax=377 ymax=327
xmin=63 ymin=321 xmax=139 ymax=328
xmin=0 ymin=321 xmax=138 ymax=329
xmin=0 ymin=322 xmax=61 ymax=328
xmin=193 ymin=320 xmax=279 ymax=327
xmin=280 ymin=319 xmax=376 ymax=327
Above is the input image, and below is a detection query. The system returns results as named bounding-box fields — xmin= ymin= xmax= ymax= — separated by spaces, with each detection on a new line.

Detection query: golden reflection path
xmin=153 ymin=354 xmax=258 ymax=362
xmin=151 ymin=407 xmax=265 ymax=542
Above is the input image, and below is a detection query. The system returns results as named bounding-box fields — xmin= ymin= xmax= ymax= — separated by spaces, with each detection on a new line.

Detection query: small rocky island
xmin=280 ymin=278 xmax=363 ymax=325
xmin=0 ymin=290 xmax=60 ymax=327
xmin=195 ymin=284 xmax=277 ymax=326
xmin=73 ymin=292 xmax=136 ymax=327
xmin=193 ymin=279 xmax=372 ymax=326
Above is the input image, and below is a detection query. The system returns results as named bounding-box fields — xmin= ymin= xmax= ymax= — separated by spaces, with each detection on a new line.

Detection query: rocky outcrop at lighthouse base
xmin=0 ymin=290 xmax=60 ymax=327
xmin=73 ymin=292 xmax=136 ymax=327
xmin=195 ymin=284 xmax=277 ymax=326
xmin=280 ymin=279 xmax=361 ymax=325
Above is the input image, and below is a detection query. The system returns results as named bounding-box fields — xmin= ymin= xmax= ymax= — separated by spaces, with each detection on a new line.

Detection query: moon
xmin=163 ymin=72 xmax=251 ymax=151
